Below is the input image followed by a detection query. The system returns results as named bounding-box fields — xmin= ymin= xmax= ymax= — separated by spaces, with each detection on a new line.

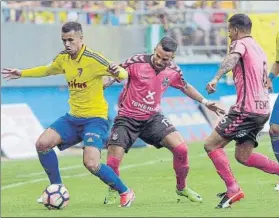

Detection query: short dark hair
xmin=62 ymin=21 xmax=83 ymax=33
xmin=229 ymin=14 xmax=252 ymax=33
xmin=158 ymin=37 xmax=178 ymax=52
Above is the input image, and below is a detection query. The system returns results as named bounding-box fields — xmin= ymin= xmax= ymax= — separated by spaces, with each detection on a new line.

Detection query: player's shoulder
xmin=82 ymin=47 xmax=110 ymax=66
xmin=167 ymin=61 xmax=182 ymax=74
xmin=53 ymin=50 xmax=68 ymax=61
xmin=121 ymin=53 xmax=148 ymax=68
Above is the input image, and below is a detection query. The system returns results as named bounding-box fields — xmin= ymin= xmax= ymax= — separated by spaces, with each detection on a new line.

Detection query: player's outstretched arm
xmin=206 ymin=53 xmax=241 ymax=94
xmin=1 ymin=55 xmax=63 ymax=81
xmin=182 ymin=83 xmax=226 ymax=116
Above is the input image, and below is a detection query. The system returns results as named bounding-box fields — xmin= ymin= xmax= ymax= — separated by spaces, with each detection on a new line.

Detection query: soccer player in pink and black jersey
xmin=206 ymin=14 xmax=279 ymax=208
xmin=103 ymin=37 xmax=226 ymax=205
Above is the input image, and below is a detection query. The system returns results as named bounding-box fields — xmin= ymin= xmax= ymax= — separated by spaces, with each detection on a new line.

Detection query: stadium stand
xmin=1 ymin=0 xmax=237 ymax=57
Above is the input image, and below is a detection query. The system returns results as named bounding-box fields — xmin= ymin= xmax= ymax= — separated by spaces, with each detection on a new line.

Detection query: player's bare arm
xmin=182 ymin=83 xmax=225 ymax=116
xmin=206 ymin=53 xmax=241 ymax=94
xmin=1 ymin=54 xmax=63 ymax=81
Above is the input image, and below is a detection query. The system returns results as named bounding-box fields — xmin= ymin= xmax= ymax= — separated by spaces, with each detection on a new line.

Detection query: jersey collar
xmin=75 ymin=44 xmax=86 ymax=62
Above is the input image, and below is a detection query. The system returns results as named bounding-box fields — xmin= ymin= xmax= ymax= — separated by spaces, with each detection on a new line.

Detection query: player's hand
xmin=204 ymin=100 xmax=226 ymax=116
xmin=103 ymin=78 xmax=120 ymax=90
xmin=108 ymin=63 xmax=120 ymax=77
xmin=206 ymin=77 xmax=218 ymax=94
xmin=1 ymin=68 xmax=22 ymax=80
xmin=266 ymin=77 xmax=273 ymax=93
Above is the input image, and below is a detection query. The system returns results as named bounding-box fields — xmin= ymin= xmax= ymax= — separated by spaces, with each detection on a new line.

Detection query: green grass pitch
xmin=2 ymin=136 xmax=279 ymax=217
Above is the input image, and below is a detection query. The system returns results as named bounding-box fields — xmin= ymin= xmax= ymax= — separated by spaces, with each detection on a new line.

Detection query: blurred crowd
xmin=2 ymin=1 xmax=239 ymax=56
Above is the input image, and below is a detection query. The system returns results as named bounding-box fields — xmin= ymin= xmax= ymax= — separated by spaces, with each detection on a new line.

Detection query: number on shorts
xmin=220 ymin=115 xmax=228 ymax=124
xmin=161 ymin=118 xmax=171 ymax=127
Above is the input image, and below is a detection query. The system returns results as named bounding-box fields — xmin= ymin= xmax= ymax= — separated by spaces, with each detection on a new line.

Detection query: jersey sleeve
xmin=229 ymin=40 xmax=246 ymax=57
xmin=89 ymin=51 xmax=112 ymax=77
xmin=21 ymin=53 xmax=64 ymax=77
xmin=170 ymin=71 xmax=188 ymax=90
xmin=276 ymin=31 xmax=279 ymax=63
xmin=119 ymin=54 xmax=146 ymax=76
xmin=88 ymin=51 xmax=128 ymax=79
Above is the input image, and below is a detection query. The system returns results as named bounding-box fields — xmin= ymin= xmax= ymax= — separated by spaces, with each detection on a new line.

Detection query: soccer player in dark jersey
xmin=266 ymin=30 xmax=279 ymax=191
xmin=103 ymin=36 xmax=225 ymax=204
xmin=205 ymin=14 xmax=279 ymax=208
xmin=1 ymin=21 xmax=135 ymax=207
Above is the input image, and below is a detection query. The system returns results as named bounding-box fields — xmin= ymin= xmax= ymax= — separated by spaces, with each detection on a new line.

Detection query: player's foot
xmin=104 ymin=188 xmax=118 ymax=205
xmin=37 ymin=196 xmax=43 ymax=204
xmin=176 ymin=187 xmax=203 ymax=203
xmin=274 ymin=181 xmax=279 ymax=191
xmin=215 ymin=189 xmax=244 ymax=209
xmin=120 ymin=188 xmax=135 ymax=207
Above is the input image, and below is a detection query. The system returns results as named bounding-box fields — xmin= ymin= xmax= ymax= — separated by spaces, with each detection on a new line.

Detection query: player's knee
xmin=270 ymin=124 xmax=279 ymax=136
xmin=234 ymin=153 xmax=246 ymax=164
xmin=204 ymin=140 xmax=213 ymax=153
xmin=83 ymin=159 xmax=100 ymax=172
xmin=107 ymin=155 xmax=121 ymax=168
xmin=35 ymin=138 xmax=52 ymax=152
xmin=172 ymin=143 xmax=188 ymax=155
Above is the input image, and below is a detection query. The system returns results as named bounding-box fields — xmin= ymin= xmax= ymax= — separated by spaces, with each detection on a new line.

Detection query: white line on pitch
xmin=1 ymin=158 xmax=172 ymax=190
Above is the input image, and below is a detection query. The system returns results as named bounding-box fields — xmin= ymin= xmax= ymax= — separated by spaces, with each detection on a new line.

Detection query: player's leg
xmin=205 ymin=111 xmax=245 ymax=208
xmin=139 ymin=113 xmax=201 ymax=202
xmin=36 ymin=114 xmax=79 ymax=203
xmin=269 ymin=95 xmax=279 ymax=190
xmin=104 ymin=146 xmax=125 ymax=205
xmin=36 ymin=128 xmax=63 ymax=185
xmin=104 ymin=116 xmax=140 ymax=205
xmin=81 ymin=117 xmax=135 ymax=207
xmin=235 ymin=140 xmax=279 ymax=175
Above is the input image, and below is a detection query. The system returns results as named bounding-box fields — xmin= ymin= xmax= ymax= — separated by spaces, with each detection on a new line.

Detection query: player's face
xmin=228 ymin=23 xmax=238 ymax=41
xmin=152 ymin=45 xmax=174 ymax=71
xmin=61 ymin=30 xmax=83 ymax=56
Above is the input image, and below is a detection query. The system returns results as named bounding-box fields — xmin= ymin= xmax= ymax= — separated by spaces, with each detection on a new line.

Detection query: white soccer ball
xmin=42 ymin=184 xmax=70 ymax=210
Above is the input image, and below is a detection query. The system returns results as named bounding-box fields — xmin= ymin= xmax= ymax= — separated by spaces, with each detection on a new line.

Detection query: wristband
xmin=201 ymin=99 xmax=209 ymax=105
xmin=268 ymin=72 xmax=275 ymax=81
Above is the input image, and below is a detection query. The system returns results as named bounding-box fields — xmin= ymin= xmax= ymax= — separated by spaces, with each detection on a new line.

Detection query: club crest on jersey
xmin=78 ymin=68 xmax=83 ymax=77
xmin=162 ymin=77 xmax=170 ymax=87
xmin=112 ymin=133 xmax=118 ymax=141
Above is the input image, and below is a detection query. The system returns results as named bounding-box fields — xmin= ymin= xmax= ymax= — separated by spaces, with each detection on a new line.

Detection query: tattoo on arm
xmin=215 ymin=53 xmax=240 ymax=80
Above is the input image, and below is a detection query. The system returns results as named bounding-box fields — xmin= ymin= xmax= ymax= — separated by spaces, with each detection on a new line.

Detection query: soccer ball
xmin=42 ymin=184 xmax=70 ymax=210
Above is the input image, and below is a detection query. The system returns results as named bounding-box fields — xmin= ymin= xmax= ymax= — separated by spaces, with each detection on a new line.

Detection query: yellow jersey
xmin=276 ymin=31 xmax=279 ymax=62
xmin=21 ymin=45 xmax=127 ymax=119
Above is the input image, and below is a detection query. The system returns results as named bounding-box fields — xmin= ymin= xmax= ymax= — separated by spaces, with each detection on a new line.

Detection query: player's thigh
xmin=36 ymin=128 xmax=62 ymax=151
xmin=107 ymin=116 xmax=140 ymax=153
xmin=81 ymin=118 xmax=109 ymax=150
xmin=161 ymin=131 xmax=185 ymax=150
xmin=139 ymin=113 xmax=177 ymax=149
xmin=204 ymin=130 xmax=231 ymax=152
xmin=48 ymin=114 xmax=80 ymax=151
xmin=234 ymin=113 xmax=269 ymax=148
xmin=210 ymin=110 xmax=256 ymax=151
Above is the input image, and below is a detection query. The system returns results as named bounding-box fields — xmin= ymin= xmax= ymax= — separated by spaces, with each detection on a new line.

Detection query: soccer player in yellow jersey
xmin=1 ymin=22 xmax=135 ymax=207
xmin=267 ymin=31 xmax=279 ymax=191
